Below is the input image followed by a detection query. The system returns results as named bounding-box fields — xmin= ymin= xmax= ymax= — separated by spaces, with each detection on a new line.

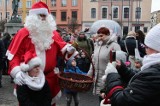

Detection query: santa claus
xmin=6 ymin=1 xmax=78 ymax=106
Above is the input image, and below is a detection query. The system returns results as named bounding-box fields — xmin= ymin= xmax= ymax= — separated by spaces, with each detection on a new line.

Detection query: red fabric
xmin=7 ymin=28 xmax=29 ymax=60
xmin=31 ymin=1 xmax=50 ymax=13
xmin=103 ymin=86 xmax=123 ymax=104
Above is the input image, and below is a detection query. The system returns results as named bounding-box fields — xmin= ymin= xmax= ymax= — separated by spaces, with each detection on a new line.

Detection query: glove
xmin=67 ymin=46 xmax=76 ymax=54
xmin=14 ymin=71 xmax=25 ymax=86
xmin=105 ymin=62 xmax=117 ymax=75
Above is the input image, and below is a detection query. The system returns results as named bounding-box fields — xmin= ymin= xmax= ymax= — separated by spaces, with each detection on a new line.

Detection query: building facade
xmin=48 ymin=0 xmax=82 ymax=33
xmin=0 ymin=0 xmax=13 ymax=21
xmin=82 ymin=0 xmax=152 ymax=35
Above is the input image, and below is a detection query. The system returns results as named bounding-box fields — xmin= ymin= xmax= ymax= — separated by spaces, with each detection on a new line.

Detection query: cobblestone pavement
xmin=0 ymin=75 xmax=99 ymax=106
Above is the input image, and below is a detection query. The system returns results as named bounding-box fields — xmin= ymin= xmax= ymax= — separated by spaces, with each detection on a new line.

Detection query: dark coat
xmin=119 ymin=37 xmax=146 ymax=57
xmin=0 ymin=40 xmax=5 ymax=70
xmin=106 ymin=64 xmax=160 ymax=106
xmin=17 ymin=80 xmax=52 ymax=106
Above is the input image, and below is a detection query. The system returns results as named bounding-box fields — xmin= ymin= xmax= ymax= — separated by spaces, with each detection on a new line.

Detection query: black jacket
xmin=0 ymin=40 xmax=5 ymax=70
xmin=119 ymin=37 xmax=146 ymax=57
xmin=106 ymin=64 xmax=160 ymax=106
xmin=17 ymin=80 xmax=52 ymax=106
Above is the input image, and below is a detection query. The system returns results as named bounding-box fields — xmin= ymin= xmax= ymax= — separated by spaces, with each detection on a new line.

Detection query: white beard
xmin=24 ymin=14 xmax=57 ymax=51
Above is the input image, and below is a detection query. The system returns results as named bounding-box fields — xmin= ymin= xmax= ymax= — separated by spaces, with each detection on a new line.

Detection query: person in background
xmin=64 ymin=58 xmax=86 ymax=106
xmin=0 ymin=39 xmax=5 ymax=88
xmin=87 ymin=27 xmax=121 ymax=104
xmin=100 ymin=23 xmax=160 ymax=106
xmin=76 ymin=32 xmax=94 ymax=72
xmin=119 ymin=31 xmax=145 ymax=68
xmin=2 ymin=32 xmax=12 ymax=75
xmin=16 ymin=52 xmax=52 ymax=106
xmin=6 ymin=1 xmax=78 ymax=106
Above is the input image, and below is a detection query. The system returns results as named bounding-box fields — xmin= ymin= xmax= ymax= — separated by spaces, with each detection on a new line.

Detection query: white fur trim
xmin=29 ymin=8 xmax=48 ymax=16
xmin=10 ymin=66 xmax=21 ymax=78
xmin=100 ymin=99 xmax=111 ymax=106
xmin=20 ymin=63 xmax=29 ymax=72
xmin=51 ymin=90 xmax=62 ymax=105
xmin=6 ymin=50 xmax=14 ymax=60
xmin=61 ymin=44 xmax=71 ymax=54
xmin=28 ymin=57 xmax=42 ymax=70
xmin=65 ymin=51 xmax=79 ymax=60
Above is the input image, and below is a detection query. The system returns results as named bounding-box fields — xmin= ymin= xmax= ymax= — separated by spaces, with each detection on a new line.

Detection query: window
xmin=18 ymin=1 xmax=22 ymax=8
xmin=91 ymin=8 xmax=96 ymax=18
xmin=102 ymin=7 xmax=108 ymax=18
xmin=6 ymin=12 xmax=10 ymax=20
xmin=113 ymin=6 xmax=119 ymax=19
xmin=135 ymin=26 xmax=140 ymax=32
xmin=0 ymin=12 xmax=2 ymax=20
xmin=35 ymin=0 xmax=40 ymax=2
xmin=123 ymin=6 xmax=129 ymax=18
xmin=51 ymin=12 xmax=56 ymax=19
xmin=6 ymin=0 xmax=9 ymax=5
xmin=61 ymin=0 xmax=66 ymax=7
xmin=72 ymin=0 xmax=77 ymax=6
xmin=26 ymin=1 xmax=32 ymax=8
xmin=144 ymin=27 xmax=148 ymax=33
xmin=51 ymin=0 xmax=56 ymax=6
xmin=135 ymin=7 xmax=141 ymax=19
xmin=61 ymin=11 xmax=66 ymax=21
xmin=72 ymin=11 xmax=77 ymax=20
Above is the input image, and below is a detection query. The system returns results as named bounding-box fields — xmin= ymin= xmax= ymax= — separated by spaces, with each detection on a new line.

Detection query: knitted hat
xmin=145 ymin=23 xmax=160 ymax=52
xmin=29 ymin=1 xmax=50 ymax=16
xmin=20 ymin=51 xmax=42 ymax=72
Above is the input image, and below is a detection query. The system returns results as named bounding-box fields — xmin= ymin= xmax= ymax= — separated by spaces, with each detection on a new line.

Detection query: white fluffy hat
xmin=145 ymin=23 xmax=160 ymax=52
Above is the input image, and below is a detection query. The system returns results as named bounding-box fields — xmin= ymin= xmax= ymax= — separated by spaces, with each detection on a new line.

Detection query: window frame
xmin=123 ymin=6 xmax=129 ymax=19
xmin=101 ymin=6 xmax=108 ymax=19
xmin=91 ymin=8 xmax=96 ymax=18
xmin=112 ymin=6 xmax=119 ymax=19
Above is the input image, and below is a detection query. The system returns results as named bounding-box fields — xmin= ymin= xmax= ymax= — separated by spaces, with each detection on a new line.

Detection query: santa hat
xmin=20 ymin=51 xmax=42 ymax=72
xmin=145 ymin=23 xmax=160 ymax=52
xmin=29 ymin=1 xmax=50 ymax=16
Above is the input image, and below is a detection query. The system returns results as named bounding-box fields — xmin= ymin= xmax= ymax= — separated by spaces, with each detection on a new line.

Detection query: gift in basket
xmin=58 ymin=47 xmax=95 ymax=92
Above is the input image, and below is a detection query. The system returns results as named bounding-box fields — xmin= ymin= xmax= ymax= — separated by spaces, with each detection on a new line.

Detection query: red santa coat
xmin=7 ymin=28 xmax=70 ymax=104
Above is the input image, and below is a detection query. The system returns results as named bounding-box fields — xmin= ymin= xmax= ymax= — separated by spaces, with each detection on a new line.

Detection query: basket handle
xmin=77 ymin=47 xmax=95 ymax=79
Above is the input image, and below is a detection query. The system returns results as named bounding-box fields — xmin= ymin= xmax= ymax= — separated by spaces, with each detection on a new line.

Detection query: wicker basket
xmin=58 ymin=47 xmax=95 ymax=92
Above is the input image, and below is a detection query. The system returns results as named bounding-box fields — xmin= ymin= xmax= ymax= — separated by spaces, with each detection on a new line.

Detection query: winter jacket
xmin=87 ymin=36 xmax=121 ymax=95
xmin=105 ymin=63 xmax=160 ymax=106
xmin=17 ymin=80 xmax=52 ymax=106
xmin=64 ymin=58 xmax=86 ymax=93
xmin=119 ymin=36 xmax=146 ymax=57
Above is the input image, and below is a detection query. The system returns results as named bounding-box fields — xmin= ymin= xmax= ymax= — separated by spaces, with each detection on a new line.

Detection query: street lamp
xmin=67 ymin=16 xmax=70 ymax=32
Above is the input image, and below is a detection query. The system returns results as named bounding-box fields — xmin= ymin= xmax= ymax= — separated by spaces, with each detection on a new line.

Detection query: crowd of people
xmin=0 ymin=1 xmax=160 ymax=106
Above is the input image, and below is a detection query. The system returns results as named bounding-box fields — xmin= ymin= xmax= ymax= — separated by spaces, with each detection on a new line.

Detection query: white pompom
xmin=101 ymin=75 xmax=107 ymax=82
xmin=20 ymin=63 xmax=29 ymax=72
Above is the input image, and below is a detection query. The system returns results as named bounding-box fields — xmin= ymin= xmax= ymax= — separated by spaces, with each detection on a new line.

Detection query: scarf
xmin=141 ymin=53 xmax=160 ymax=71
xmin=23 ymin=70 xmax=45 ymax=91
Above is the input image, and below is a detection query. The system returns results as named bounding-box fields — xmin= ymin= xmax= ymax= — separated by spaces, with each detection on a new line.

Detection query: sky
xmin=151 ymin=0 xmax=160 ymax=13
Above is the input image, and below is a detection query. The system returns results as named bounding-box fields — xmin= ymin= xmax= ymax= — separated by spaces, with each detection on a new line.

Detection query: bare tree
xmin=68 ymin=18 xmax=79 ymax=33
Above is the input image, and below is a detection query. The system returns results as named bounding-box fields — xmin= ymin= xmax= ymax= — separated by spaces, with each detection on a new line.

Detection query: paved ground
xmin=0 ymin=75 xmax=99 ymax=106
